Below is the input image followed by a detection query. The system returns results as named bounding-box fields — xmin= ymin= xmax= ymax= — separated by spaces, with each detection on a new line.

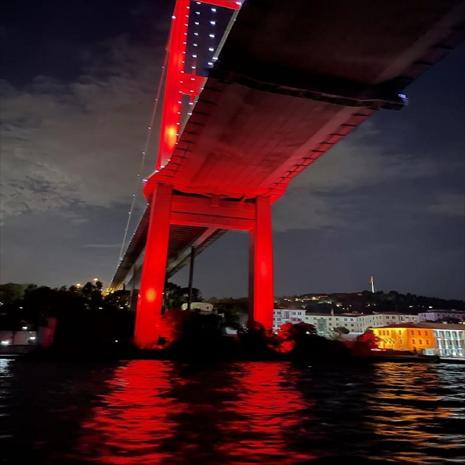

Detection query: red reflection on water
xmin=75 ymin=360 xmax=177 ymax=465
xmin=73 ymin=361 xmax=318 ymax=465
xmin=220 ymin=362 xmax=317 ymax=464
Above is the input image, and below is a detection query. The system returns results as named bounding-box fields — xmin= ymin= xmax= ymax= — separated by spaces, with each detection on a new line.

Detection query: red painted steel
xmin=249 ymin=196 xmax=274 ymax=330
xmin=156 ymin=0 xmax=190 ymax=169
xmin=132 ymin=0 xmax=465 ymax=347
xmin=134 ymin=184 xmax=173 ymax=349
xmin=155 ymin=0 xmax=238 ymax=170
xmin=136 ymin=0 xmax=248 ymax=347
xmin=199 ymin=0 xmax=241 ymax=10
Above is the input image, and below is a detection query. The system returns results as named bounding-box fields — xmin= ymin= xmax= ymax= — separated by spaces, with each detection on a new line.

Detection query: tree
xmin=0 ymin=283 xmax=28 ymax=304
xmin=352 ymin=330 xmax=380 ymax=356
xmin=274 ymin=322 xmax=317 ymax=353
xmin=331 ymin=326 xmax=350 ymax=339
xmin=164 ymin=282 xmax=184 ymax=309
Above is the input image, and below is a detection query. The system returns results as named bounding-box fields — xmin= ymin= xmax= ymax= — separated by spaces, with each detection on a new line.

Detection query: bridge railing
xmin=155 ymin=0 xmax=243 ymax=171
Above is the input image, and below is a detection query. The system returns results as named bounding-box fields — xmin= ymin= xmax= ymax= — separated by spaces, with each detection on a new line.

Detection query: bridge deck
xmin=111 ymin=0 xmax=465 ymax=289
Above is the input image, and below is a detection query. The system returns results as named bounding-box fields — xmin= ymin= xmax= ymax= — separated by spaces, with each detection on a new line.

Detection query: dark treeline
xmin=0 ymin=282 xmax=133 ymax=354
xmin=278 ymin=290 xmax=465 ymax=312
xmin=1 ymin=282 xmax=432 ymax=361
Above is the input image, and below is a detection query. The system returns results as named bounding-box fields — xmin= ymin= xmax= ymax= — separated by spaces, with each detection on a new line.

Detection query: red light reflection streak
xmin=75 ymin=361 xmax=179 ymax=465
xmin=219 ymin=362 xmax=317 ymax=464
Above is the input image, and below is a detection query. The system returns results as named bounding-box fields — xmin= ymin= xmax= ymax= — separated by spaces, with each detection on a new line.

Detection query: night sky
xmin=1 ymin=1 xmax=464 ymax=299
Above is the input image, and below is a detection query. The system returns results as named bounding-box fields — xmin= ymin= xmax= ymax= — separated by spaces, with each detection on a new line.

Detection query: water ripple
xmin=0 ymin=358 xmax=464 ymax=464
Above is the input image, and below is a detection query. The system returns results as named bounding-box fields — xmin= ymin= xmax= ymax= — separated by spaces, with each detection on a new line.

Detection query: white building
xmin=418 ymin=310 xmax=465 ymax=322
xmin=273 ymin=309 xmax=306 ymax=331
xmin=0 ymin=330 xmax=37 ymax=346
xmin=181 ymin=302 xmax=214 ymax=313
xmin=273 ymin=309 xmax=419 ymax=337
xmin=304 ymin=313 xmax=365 ymax=335
xmin=431 ymin=324 xmax=465 ymax=360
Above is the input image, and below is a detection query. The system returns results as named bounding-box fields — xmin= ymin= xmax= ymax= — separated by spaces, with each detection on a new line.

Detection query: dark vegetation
xmin=0 ymin=282 xmax=133 ymax=356
xmin=278 ymin=290 xmax=465 ymax=312
xmin=1 ymin=282 xmax=438 ymax=362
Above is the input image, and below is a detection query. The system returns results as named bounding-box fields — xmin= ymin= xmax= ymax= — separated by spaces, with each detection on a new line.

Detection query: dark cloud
xmin=1 ymin=38 xmax=160 ymax=222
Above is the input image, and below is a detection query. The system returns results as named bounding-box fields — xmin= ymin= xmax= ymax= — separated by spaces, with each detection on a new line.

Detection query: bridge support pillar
xmin=249 ymin=196 xmax=274 ymax=331
xmin=134 ymin=183 xmax=173 ymax=349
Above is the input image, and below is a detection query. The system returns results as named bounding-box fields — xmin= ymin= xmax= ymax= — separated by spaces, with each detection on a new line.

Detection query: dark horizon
xmin=1 ymin=280 xmax=464 ymax=307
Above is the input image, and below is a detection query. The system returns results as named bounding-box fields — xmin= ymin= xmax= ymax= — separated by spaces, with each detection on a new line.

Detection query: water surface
xmin=1 ymin=358 xmax=464 ymax=464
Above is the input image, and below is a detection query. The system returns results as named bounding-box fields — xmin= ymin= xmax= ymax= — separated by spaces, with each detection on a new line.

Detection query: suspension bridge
xmin=110 ymin=0 xmax=465 ymax=348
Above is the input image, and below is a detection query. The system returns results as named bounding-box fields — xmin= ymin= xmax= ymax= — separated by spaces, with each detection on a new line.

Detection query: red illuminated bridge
xmin=110 ymin=0 xmax=465 ymax=348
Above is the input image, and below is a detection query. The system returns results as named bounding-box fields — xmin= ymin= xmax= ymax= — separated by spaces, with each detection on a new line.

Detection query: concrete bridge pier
xmin=134 ymin=183 xmax=173 ymax=349
xmin=133 ymin=185 xmax=275 ymax=349
xmin=249 ymin=196 xmax=274 ymax=331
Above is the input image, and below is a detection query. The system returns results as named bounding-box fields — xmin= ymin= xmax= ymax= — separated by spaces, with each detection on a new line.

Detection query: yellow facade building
xmin=372 ymin=325 xmax=436 ymax=353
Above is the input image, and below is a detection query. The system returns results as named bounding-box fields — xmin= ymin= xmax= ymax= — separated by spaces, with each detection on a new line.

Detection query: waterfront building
xmin=180 ymin=302 xmax=214 ymax=313
xmin=372 ymin=323 xmax=465 ymax=360
xmin=273 ymin=309 xmax=419 ymax=337
xmin=0 ymin=330 xmax=37 ymax=346
xmin=304 ymin=313 xmax=366 ymax=335
xmin=418 ymin=310 xmax=465 ymax=322
xmin=372 ymin=325 xmax=436 ymax=353
xmin=273 ymin=309 xmax=306 ymax=331
xmin=431 ymin=324 xmax=465 ymax=360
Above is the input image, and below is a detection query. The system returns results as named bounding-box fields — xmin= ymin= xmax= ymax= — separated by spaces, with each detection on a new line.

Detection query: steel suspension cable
xmin=118 ymin=53 xmax=168 ymax=263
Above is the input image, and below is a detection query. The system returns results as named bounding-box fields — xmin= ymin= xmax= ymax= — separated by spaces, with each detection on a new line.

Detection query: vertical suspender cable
xmin=118 ymin=52 xmax=168 ymax=263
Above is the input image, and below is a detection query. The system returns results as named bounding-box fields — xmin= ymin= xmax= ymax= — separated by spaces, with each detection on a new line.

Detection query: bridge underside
xmin=110 ymin=0 xmax=465 ymax=348
xmin=112 ymin=207 xmax=224 ymax=289
xmin=147 ymin=0 xmax=465 ymax=201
